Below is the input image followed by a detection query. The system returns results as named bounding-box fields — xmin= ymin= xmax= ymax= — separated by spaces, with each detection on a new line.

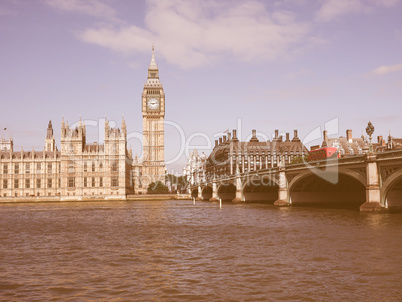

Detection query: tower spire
xmin=148 ymin=44 xmax=158 ymax=72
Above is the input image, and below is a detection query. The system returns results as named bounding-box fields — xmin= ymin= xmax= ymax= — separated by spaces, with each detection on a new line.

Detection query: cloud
xmin=315 ymin=0 xmax=399 ymax=22
xmin=366 ymin=63 xmax=402 ymax=77
xmin=43 ymin=0 xmax=118 ymax=21
xmin=78 ymin=0 xmax=312 ymax=69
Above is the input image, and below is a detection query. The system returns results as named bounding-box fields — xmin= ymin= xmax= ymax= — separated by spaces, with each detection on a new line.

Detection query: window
xmin=68 ymin=161 xmax=75 ymax=173
xmin=99 ymin=162 xmax=103 ymax=171
xmin=3 ymin=179 xmax=7 ymax=189
xmin=92 ymin=162 xmax=95 ymax=172
xmin=112 ymin=177 xmax=118 ymax=187
xmin=111 ymin=160 xmax=119 ymax=172
xmin=92 ymin=177 xmax=95 ymax=187
xmin=84 ymin=161 xmax=88 ymax=172
xmin=68 ymin=177 xmax=75 ymax=188
xmin=25 ymin=179 xmax=30 ymax=189
xmin=14 ymin=179 xmax=19 ymax=189
xmin=36 ymin=179 xmax=41 ymax=189
xmin=37 ymin=163 xmax=41 ymax=172
xmin=84 ymin=177 xmax=87 ymax=187
xmin=47 ymin=179 xmax=52 ymax=188
xmin=25 ymin=163 xmax=30 ymax=174
xmin=99 ymin=177 xmax=103 ymax=187
xmin=47 ymin=163 xmax=52 ymax=173
xmin=14 ymin=164 xmax=19 ymax=174
xmin=3 ymin=164 xmax=8 ymax=174
xmin=58 ymin=178 xmax=61 ymax=187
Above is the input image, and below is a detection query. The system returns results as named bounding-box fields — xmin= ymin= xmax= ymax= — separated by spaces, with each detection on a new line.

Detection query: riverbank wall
xmin=0 ymin=194 xmax=192 ymax=203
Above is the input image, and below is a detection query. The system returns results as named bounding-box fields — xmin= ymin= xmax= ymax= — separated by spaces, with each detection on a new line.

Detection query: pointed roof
xmin=148 ymin=44 xmax=158 ymax=70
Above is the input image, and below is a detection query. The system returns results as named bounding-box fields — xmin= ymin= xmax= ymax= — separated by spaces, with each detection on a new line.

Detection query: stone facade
xmin=138 ymin=46 xmax=166 ymax=193
xmin=0 ymin=118 xmax=133 ymax=201
xmin=182 ymin=149 xmax=207 ymax=186
xmin=0 ymin=47 xmax=167 ymax=200
xmin=206 ymin=129 xmax=308 ymax=180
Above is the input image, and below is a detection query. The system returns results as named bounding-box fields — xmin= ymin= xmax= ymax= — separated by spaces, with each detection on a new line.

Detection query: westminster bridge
xmin=189 ymin=150 xmax=402 ymax=212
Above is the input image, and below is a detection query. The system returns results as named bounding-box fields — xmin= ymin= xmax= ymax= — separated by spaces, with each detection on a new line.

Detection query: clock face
xmin=147 ymin=98 xmax=160 ymax=110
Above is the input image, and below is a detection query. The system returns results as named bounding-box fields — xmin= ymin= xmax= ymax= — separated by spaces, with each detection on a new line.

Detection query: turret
xmin=45 ymin=120 xmax=55 ymax=152
xmin=105 ymin=117 xmax=110 ymax=138
xmin=122 ymin=116 xmax=127 ymax=136
xmin=61 ymin=117 xmax=66 ymax=138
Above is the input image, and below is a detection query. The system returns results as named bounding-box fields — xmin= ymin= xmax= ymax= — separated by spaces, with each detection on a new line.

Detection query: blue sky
xmin=1 ymin=0 xmax=402 ymax=172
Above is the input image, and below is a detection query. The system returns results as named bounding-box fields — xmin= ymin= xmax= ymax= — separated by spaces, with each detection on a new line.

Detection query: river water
xmin=0 ymin=200 xmax=401 ymax=301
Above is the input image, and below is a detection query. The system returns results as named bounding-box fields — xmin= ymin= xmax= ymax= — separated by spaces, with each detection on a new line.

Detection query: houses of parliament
xmin=0 ymin=47 xmax=166 ymax=201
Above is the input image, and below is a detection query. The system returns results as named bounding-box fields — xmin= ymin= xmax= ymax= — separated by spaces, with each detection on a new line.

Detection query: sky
xmin=1 ymin=0 xmax=402 ymax=173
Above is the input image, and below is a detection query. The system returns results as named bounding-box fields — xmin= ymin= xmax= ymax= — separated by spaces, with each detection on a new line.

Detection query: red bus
xmin=308 ymin=147 xmax=339 ymax=161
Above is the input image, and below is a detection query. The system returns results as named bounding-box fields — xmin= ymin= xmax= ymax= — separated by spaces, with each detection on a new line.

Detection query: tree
xmin=147 ymin=181 xmax=169 ymax=194
xmin=165 ymin=174 xmax=189 ymax=193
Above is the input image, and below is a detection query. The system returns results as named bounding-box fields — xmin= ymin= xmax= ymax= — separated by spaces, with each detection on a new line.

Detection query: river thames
xmin=0 ymin=200 xmax=401 ymax=301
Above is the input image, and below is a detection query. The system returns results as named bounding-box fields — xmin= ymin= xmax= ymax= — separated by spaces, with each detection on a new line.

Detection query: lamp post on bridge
xmin=366 ymin=121 xmax=375 ymax=154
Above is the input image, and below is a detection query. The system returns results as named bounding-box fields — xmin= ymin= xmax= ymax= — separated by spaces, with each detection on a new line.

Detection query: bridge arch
xmin=289 ymin=171 xmax=366 ymax=209
xmin=217 ymin=182 xmax=236 ymax=202
xmin=382 ymin=169 xmax=402 ymax=212
xmin=202 ymin=185 xmax=213 ymax=201
xmin=288 ymin=168 xmax=366 ymax=190
xmin=242 ymin=175 xmax=279 ymax=203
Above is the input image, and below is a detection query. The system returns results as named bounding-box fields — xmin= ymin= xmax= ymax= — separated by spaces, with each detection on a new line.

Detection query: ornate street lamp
xmin=366 ymin=121 xmax=375 ymax=153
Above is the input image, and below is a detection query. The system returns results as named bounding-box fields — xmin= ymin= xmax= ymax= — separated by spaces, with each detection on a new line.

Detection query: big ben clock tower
xmin=142 ymin=46 xmax=166 ymax=188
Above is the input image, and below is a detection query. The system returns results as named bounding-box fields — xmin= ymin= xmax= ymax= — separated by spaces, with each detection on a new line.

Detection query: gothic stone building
xmin=0 ymin=119 xmax=133 ymax=201
xmin=0 ymin=47 xmax=166 ymax=200
xmin=182 ymin=149 xmax=207 ymax=186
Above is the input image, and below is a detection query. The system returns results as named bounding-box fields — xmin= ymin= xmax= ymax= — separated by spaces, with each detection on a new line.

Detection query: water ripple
xmin=0 ymin=201 xmax=401 ymax=301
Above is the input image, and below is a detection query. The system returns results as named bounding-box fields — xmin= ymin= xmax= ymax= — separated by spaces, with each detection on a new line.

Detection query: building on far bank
xmin=182 ymin=149 xmax=207 ymax=185
xmin=375 ymin=132 xmax=402 ymax=152
xmin=0 ymin=119 xmax=134 ymax=201
xmin=205 ymin=129 xmax=308 ymax=180
xmin=0 ymin=47 xmax=167 ymax=201
xmin=320 ymin=129 xmax=402 ymax=155
xmin=134 ymin=45 xmax=167 ymax=193
xmin=321 ymin=129 xmax=368 ymax=156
